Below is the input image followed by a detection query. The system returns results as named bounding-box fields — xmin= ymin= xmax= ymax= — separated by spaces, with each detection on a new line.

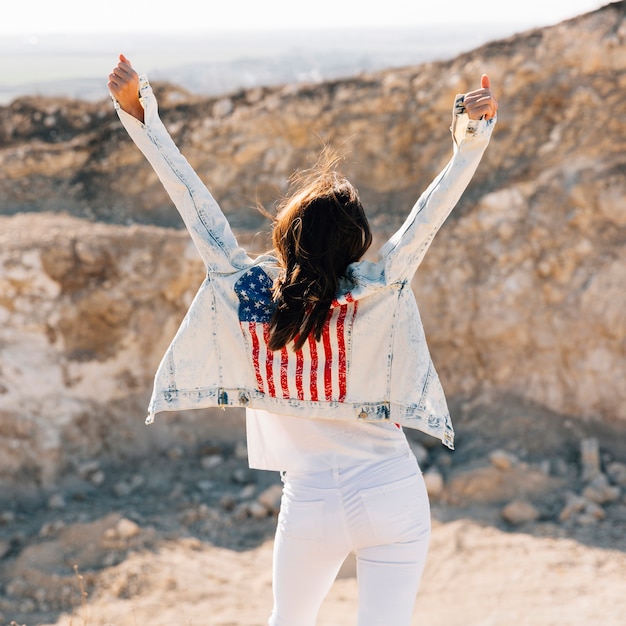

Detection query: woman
xmin=108 ymin=54 xmax=497 ymax=625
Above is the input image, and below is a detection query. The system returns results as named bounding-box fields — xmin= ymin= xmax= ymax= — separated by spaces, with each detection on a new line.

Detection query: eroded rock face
xmin=0 ymin=3 xmax=625 ymax=486
xmin=0 ymin=214 xmax=252 ymax=487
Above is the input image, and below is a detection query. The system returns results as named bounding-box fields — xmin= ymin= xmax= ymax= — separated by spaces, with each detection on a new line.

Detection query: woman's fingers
xmin=108 ymin=54 xmax=144 ymax=122
xmin=108 ymin=56 xmax=139 ymax=96
xmin=464 ymin=76 xmax=498 ymax=120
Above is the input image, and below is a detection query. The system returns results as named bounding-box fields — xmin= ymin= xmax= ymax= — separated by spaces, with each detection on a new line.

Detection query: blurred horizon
xmin=1 ymin=23 xmax=530 ymax=105
xmin=2 ymin=1 xmax=610 ymax=105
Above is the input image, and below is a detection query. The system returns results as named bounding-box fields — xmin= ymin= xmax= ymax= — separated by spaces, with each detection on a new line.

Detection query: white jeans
xmin=269 ymin=451 xmax=431 ymax=626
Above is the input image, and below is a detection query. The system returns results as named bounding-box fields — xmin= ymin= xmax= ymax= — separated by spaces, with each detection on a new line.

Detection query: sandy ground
xmin=37 ymin=519 xmax=626 ymax=626
xmin=2 ymin=399 xmax=625 ymax=626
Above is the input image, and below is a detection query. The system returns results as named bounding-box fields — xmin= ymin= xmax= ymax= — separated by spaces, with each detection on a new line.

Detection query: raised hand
xmin=108 ymin=54 xmax=144 ymax=122
xmin=464 ymin=74 xmax=498 ymax=121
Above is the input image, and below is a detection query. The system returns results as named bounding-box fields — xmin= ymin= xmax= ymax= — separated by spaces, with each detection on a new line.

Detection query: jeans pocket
xmin=359 ymin=473 xmax=429 ymax=545
xmin=278 ymin=497 xmax=324 ymax=542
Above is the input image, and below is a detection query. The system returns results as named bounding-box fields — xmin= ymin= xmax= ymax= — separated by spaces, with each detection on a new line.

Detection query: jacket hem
xmin=146 ymin=388 xmax=455 ymax=449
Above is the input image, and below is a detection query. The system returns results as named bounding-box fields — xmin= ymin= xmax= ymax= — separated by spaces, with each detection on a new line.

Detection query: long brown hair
xmin=268 ymin=149 xmax=372 ymax=351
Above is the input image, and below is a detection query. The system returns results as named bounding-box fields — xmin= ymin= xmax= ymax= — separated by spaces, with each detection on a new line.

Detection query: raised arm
xmin=369 ymin=74 xmax=498 ymax=285
xmin=108 ymin=55 xmax=251 ymax=273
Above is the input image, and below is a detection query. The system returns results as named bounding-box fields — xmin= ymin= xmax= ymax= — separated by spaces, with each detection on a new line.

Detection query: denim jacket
xmin=114 ymin=76 xmax=495 ymax=449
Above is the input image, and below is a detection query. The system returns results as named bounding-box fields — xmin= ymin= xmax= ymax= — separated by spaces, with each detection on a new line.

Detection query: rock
xmin=423 ymin=469 xmax=445 ymax=499
xmin=179 ymin=507 xmax=203 ymax=526
xmin=582 ymin=474 xmax=621 ymax=505
xmin=113 ymin=481 xmax=132 ymax=497
xmin=489 ymin=450 xmax=519 ymax=471
xmin=166 ymin=446 xmax=184 ymax=460
xmin=213 ymin=98 xmax=234 ymax=118
xmin=233 ymin=441 xmax=249 ymax=460
xmin=232 ymin=468 xmax=255 ymax=485
xmin=113 ymin=474 xmax=145 ymax=498
xmin=89 ymin=470 xmax=106 ymax=487
xmin=239 ymin=484 xmax=256 ymax=500
xmin=200 ymin=454 xmax=223 ymax=470
xmin=77 ymin=460 xmax=101 ymax=479
xmin=559 ymin=491 xmax=607 ymax=525
xmin=606 ymin=462 xmax=626 ymax=488
xmin=550 ymin=457 xmax=571 ymax=478
xmin=559 ymin=492 xmax=588 ymax=522
xmin=257 ymin=484 xmax=283 ymax=514
xmin=0 ymin=511 xmax=15 ymax=525
xmin=112 ymin=518 xmax=141 ymax=540
xmin=219 ymin=494 xmax=237 ymax=511
xmin=584 ymin=501 xmax=606 ymax=521
xmin=446 ymin=464 xmax=560 ymax=506
xmin=576 ymin=500 xmax=606 ymax=525
xmin=580 ymin=438 xmax=601 ymax=482
xmin=169 ymin=483 xmax=185 ymax=500
xmin=233 ymin=503 xmax=250 ymax=520
xmin=39 ymin=520 xmax=65 ymax=537
xmin=47 ymin=493 xmax=66 ymax=509
xmin=0 ymin=539 xmax=11 ymax=559
xmin=18 ymin=599 xmax=36 ymax=615
xmin=501 ymin=500 xmax=540 ymax=525
xmin=248 ymin=502 xmax=269 ymax=519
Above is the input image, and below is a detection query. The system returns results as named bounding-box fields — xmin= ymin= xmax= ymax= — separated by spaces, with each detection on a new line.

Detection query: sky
xmin=2 ymin=0 xmax=611 ymax=34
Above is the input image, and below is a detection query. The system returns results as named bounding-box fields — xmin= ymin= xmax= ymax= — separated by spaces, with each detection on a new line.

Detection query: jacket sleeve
xmin=374 ymin=95 xmax=496 ymax=285
xmin=113 ymin=75 xmax=251 ymax=273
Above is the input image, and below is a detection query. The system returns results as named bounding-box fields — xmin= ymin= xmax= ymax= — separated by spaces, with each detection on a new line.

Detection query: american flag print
xmin=234 ymin=266 xmax=358 ymax=402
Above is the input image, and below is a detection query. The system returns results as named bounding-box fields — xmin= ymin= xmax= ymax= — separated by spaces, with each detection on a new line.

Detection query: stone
xmin=0 ymin=511 xmax=15 ymax=525
xmin=213 ymin=98 xmax=234 ymax=118
xmin=166 ymin=446 xmax=184 ymax=461
xmin=39 ymin=520 xmax=65 ymax=537
xmin=257 ymin=484 xmax=283 ymax=514
xmin=606 ymin=462 xmax=626 ymax=488
xmin=114 ymin=518 xmax=141 ymax=539
xmin=232 ymin=468 xmax=255 ymax=485
xmin=446 ymin=464 xmax=559 ymax=506
xmin=0 ymin=540 xmax=11 ymax=559
xmin=559 ymin=492 xmax=588 ymax=522
xmin=219 ymin=494 xmax=237 ymax=511
xmin=501 ymin=500 xmax=540 ymax=525
xmin=233 ymin=441 xmax=249 ymax=460
xmin=489 ymin=450 xmax=518 ymax=471
xmin=47 ymin=493 xmax=66 ymax=509
xmin=113 ymin=481 xmax=133 ymax=497
xmin=77 ymin=460 xmax=101 ymax=479
xmin=89 ymin=470 xmax=106 ymax=487
xmin=585 ymin=501 xmax=606 ymax=521
xmin=580 ymin=438 xmax=601 ymax=482
xmin=423 ymin=469 xmax=445 ymax=499
xmin=248 ymin=502 xmax=269 ymax=519
xmin=201 ymin=454 xmax=223 ymax=470
xmin=232 ymin=503 xmax=250 ymax=520
xmin=582 ymin=474 xmax=621 ymax=505
xmin=239 ymin=484 xmax=256 ymax=500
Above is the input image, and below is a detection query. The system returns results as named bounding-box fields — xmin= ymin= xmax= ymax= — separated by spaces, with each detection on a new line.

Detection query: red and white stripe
xmin=240 ymin=295 xmax=357 ymax=402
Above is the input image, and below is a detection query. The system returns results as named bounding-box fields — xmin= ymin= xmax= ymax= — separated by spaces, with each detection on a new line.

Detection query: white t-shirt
xmin=246 ymin=408 xmax=411 ymax=472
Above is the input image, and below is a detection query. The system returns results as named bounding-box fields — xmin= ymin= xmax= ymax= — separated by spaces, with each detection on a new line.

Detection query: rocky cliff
xmin=0 ymin=2 xmax=624 ymax=487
